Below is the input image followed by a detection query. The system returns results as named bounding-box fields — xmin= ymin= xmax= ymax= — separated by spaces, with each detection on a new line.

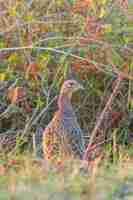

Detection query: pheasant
xmin=43 ymin=80 xmax=85 ymax=161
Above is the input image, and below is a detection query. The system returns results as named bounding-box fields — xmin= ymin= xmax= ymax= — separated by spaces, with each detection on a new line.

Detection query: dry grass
xmin=0 ymin=1 xmax=133 ymax=199
xmin=0 ymin=150 xmax=133 ymax=200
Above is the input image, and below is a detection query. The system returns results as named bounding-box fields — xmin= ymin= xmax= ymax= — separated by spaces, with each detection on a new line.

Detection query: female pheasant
xmin=43 ymin=80 xmax=85 ymax=161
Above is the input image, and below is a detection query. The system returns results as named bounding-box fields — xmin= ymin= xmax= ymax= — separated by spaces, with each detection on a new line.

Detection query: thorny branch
xmin=0 ymin=46 xmax=133 ymax=80
xmin=83 ymin=75 xmax=123 ymax=161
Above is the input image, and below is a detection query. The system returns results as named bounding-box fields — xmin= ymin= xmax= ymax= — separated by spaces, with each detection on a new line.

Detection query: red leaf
xmin=0 ymin=165 xmax=6 ymax=175
xmin=8 ymin=87 xmax=26 ymax=104
xmin=8 ymin=159 xmax=18 ymax=166
xmin=25 ymin=63 xmax=38 ymax=80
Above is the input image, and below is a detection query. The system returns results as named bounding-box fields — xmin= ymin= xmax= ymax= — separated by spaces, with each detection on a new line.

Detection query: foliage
xmin=0 ymin=0 xmax=133 ymax=193
xmin=0 ymin=152 xmax=133 ymax=200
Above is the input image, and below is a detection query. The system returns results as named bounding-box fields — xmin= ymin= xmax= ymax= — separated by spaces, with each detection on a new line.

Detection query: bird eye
xmin=68 ymin=82 xmax=74 ymax=87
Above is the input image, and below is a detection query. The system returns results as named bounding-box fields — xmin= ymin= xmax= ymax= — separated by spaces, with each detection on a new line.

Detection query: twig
xmin=19 ymin=95 xmax=57 ymax=139
xmin=22 ymin=107 xmax=39 ymax=137
xmin=0 ymin=20 xmax=73 ymax=35
xmin=32 ymin=95 xmax=57 ymax=126
xmin=0 ymin=104 xmax=25 ymax=120
xmin=0 ymin=46 xmax=132 ymax=80
xmin=0 ymin=46 xmax=118 ymax=77
xmin=83 ymin=75 xmax=123 ymax=161
xmin=32 ymin=133 xmax=37 ymax=157
xmin=11 ymin=95 xmax=57 ymax=156
xmin=85 ymin=137 xmax=113 ymax=155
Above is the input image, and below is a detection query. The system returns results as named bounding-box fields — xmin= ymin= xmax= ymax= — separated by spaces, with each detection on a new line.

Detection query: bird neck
xmin=58 ymin=93 xmax=75 ymax=117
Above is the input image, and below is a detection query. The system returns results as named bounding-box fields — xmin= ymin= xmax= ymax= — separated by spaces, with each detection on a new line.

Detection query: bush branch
xmin=83 ymin=75 xmax=123 ymax=161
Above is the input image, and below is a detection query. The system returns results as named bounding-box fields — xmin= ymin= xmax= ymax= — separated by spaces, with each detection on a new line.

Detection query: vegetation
xmin=0 ymin=0 xmax=133 ymax=199
xmin=1 ymin=153 xmax=133 ymax=199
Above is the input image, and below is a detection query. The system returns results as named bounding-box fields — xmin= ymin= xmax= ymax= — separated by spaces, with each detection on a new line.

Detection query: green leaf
xmin=8 ymin=53 xmax=18 ymax=65
xmin=79 ymin=50 xmax=85 ymax=58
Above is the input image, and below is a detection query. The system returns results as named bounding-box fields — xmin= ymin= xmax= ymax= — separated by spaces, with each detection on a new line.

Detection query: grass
xmin=0 ymin=150 xmax=133 ymax=200
xmin=0 ymin=0 xmax=132 ymax=199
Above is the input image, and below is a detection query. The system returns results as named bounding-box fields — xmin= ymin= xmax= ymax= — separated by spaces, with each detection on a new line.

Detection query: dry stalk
xmin=83 ymin=75 xmax=123 ymax=161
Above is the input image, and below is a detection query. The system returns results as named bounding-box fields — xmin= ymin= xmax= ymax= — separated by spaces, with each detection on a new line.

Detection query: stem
xmin=83 ymin=75 xmax=123 ymax=161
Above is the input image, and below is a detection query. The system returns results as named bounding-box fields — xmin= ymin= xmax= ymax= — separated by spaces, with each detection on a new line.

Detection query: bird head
xmin=60 ymin=80 xmax=84 ymax=98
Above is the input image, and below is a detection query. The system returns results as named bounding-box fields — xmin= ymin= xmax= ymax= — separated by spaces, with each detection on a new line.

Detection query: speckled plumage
xmin=43 ymin=80 xmax=85 ymax=161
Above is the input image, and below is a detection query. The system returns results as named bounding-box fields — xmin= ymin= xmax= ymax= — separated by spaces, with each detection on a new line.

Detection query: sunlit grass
xmin=0 ymin=0 xmax=132 ymax=199
xmin=0 ymin=149 xmax=133 ymax=200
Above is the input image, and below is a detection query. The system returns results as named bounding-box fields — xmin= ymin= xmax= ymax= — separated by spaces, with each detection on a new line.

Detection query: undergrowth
xmin=0 ymin=0 xmax=133 ymax=199
xmin=0 ymin=150 xmax=133 ymax=200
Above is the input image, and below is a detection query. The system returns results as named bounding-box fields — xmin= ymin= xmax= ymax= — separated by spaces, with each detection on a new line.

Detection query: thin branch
xmin=32 ymin=95 xmax=57 ymax=126
xmin=0 ymin=20 xmax=73 ymax=35
xmin=85 ymin=137 xmax=112 ymax=155
xmin=83 ymin=75 xmax=123 ymax=161
xmin=0 ymin=46 xmax=117 ymax=77
xmin=0 ymin=46 xmax=132 ymax=80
